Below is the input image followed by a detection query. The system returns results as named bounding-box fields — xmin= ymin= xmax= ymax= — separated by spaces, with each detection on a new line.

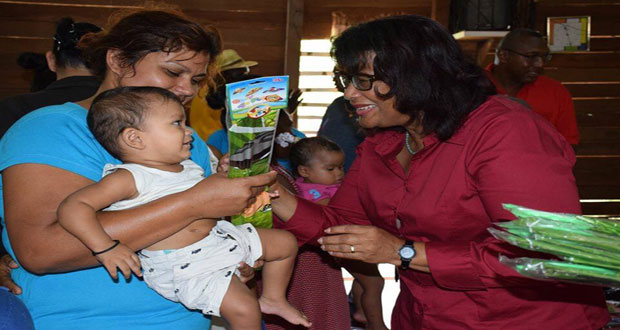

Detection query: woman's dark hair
xmin=17 ymin=52 xmax=56 ymax=92
xmin=290 ymin=137 xmax=343 ymax=176
xmin=331 ymin=15 xmax=496 ymax=140
xmin=79 ymin=9 xmax=221 ymax=81
xmin=87 ymin=86 xmax=183 ymax=159
xmin=52 ymin=17 xmax=102 ymax=69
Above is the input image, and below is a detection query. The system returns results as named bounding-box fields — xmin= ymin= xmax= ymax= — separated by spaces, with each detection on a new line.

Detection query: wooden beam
xmin=284 ymin=0 xmax=303 ymax=90
xmin=431 ymin=0 xmax=450 ymax=29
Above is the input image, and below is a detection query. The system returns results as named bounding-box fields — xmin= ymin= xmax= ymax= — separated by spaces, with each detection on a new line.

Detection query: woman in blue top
xmin=0 ymin=8 xmax=274 ymax=330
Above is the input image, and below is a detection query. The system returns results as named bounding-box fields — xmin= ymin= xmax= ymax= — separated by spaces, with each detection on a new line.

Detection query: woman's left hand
xmin=317 ymin=225 xmax=403 ymax=264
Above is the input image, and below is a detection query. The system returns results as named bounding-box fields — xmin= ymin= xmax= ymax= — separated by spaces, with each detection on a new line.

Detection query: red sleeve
xmin=276 ymin=143 xmax=373 ymax=246
xmin=427 ymin=104 xmax=581 ymax=290
xmin=554 ymin=85 xmax=579 ymax=145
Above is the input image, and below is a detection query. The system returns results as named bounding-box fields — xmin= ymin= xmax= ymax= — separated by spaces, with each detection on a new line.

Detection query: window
xmin=296 ymin=39 xmax=341 ymax=137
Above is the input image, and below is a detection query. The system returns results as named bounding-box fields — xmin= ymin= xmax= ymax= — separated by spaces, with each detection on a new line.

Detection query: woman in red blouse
xmin=271 ymin=15 xmax=609 ymax=329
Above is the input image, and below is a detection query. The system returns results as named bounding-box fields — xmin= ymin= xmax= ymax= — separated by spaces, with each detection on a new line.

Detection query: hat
xmin=216 ymin=49 xmax=258 ymax=72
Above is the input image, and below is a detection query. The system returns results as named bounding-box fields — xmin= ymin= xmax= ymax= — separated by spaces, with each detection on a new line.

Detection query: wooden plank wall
xmin=0 ymin=0 xmax=290 ymax=99
xmin=539 ymin=1 xmax=620 ymax=216
xmin=302 ymin=0 xmax=431 ymax=39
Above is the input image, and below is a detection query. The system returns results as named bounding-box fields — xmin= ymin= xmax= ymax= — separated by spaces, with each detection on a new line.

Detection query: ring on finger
xmin=350 ymin=245 xmax=355 ymax=253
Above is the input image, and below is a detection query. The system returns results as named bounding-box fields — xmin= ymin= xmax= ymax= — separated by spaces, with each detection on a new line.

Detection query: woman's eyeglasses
xmin=334 ymin=71 xmax=376 ymax=91
xmin=502 ymin=49 xmax=552 ymax=63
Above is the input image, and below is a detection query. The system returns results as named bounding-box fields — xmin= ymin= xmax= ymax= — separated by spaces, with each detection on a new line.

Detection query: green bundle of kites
xmin=489 ymin=204 xmax=620 ymax=287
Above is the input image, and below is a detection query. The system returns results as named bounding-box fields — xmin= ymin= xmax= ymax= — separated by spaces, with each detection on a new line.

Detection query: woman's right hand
xmin=0 ymin=254 xmax=21 ymax=294
xmin=188 ymin=171 xmax=278 ymax=218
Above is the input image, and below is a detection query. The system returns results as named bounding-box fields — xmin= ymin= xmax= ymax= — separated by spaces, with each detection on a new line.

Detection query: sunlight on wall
xmin=297 ymin=39 xmax=342 ymax=136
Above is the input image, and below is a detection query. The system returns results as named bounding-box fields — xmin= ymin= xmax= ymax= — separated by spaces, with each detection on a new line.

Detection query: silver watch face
xmin=400 ymin=246 xmax=415 ymax=259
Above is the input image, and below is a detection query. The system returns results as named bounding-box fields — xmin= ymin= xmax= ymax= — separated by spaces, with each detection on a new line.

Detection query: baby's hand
xmin=94 ymin=242 xmax=142 ymax=280
xmin=217 ymin=154 xmax=230 ymax=173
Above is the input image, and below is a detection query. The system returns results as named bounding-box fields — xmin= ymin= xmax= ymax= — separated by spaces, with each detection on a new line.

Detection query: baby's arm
xmin=315 ymin=197 xmax=330 ymax=206
xmin=57 ymin=169 xmax=142 ymax=279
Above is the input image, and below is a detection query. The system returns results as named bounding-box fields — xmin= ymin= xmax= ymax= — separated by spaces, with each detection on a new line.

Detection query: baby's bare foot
xmin=259 ymin=296 xmax=311 ymax=328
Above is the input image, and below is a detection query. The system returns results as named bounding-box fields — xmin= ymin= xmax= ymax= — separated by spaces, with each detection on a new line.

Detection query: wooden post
xmin=284 ymin=0 xmax=303 ymax=125
xmin=431 ymin=0 xmax=450 ymax=29
xmin=284 ymin=0 xmax=304 ymax=90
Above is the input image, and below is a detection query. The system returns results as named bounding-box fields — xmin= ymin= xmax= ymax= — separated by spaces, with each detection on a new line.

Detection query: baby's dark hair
xmin=87 ymin=86 xmax=183 ymax=159
xmin=290 ymin=136 xmax=343 ymax=176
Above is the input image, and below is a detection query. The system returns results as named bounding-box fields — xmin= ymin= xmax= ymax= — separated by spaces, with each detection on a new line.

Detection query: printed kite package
xmin=226 ymin=76 xmax=289 ymax=228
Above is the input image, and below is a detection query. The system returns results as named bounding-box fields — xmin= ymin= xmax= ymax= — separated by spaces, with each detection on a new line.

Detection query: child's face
xmin=140 ymin=99 xmax=193 ymax=165
xmin=299 ymin=150 xmax=345 ymax=185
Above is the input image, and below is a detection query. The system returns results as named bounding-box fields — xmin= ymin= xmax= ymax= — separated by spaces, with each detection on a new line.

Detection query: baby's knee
xmin=222 ymin=291 xmax=261 ymax=322
xmin=262 ymin=228 xmax=299 ymax=256
xmin=276 ymin=229 xmax=298 ymax=249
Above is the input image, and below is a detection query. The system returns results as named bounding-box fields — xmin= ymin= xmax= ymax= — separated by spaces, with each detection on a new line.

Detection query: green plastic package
xmin=489 ymin=204 xmax=620 ymax=286
xmin=225 ymin=76 xmax=289 ymax=228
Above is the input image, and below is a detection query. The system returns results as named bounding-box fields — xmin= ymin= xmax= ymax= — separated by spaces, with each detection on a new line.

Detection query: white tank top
xmin=103 ymin=159 xmax=204 ymax=211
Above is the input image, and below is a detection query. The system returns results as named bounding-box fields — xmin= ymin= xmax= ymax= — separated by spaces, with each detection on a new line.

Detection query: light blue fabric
xmin=206 ymin=129 xmax=228 ymax=155
xmin=0 ymin=103 xmax=212 ymax=330
xmin=207 ymin=128 xmax=306 ymax=172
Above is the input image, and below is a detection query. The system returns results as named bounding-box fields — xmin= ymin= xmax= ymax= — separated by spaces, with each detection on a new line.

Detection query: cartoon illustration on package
xmin=226 ymin=76 xmax=289 ymax=228
xmin=264 ymin=94 xmax=283 ymax=102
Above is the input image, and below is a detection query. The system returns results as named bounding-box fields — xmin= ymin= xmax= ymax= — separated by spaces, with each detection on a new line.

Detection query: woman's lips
xmin=354 ymin=104 xmax=375 ymax=116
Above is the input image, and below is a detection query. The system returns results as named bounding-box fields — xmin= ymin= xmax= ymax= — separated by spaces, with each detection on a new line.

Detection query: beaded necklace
xmin=404 ymin=131 xmax=417 ymax=155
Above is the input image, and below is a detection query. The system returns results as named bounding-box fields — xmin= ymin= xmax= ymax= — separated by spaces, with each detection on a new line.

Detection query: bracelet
xmin=92 ymin=240 xmax=120 ymax=256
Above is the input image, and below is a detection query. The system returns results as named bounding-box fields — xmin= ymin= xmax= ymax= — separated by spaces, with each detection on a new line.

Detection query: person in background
xmin=16 ymin=52 xmax=57 ymax=92
xmin=189 ymin=49 xmax=257 ymax=141
xmin=270 ymin=15 xmax=609 ymax=329
xmin=290 ymin=137 xmax=388 ymax=330
xmin=486 ymin=28 xmax=579 ymax=145
xmin=0 ymin=8 xmax=274 ymax=330
xmin=0 ymin=17 xmax=102 ymax=138
xmin=0 ymin=286 xmax=34 ymax=330
xmin=318 ymin=70 xmax=365 ymax=172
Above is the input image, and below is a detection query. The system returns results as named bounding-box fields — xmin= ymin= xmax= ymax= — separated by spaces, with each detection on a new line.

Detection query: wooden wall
xmin=0 ymin=0 xmax=291 ymax=99
xmin=1 ymin=0 xmax=619 ymax=216
xmin=537 ymin=0 xmax=620 ymax=216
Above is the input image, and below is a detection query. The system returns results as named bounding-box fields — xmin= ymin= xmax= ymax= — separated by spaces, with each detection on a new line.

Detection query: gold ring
xmin=350 ymin=245 xmax=355 ymax=253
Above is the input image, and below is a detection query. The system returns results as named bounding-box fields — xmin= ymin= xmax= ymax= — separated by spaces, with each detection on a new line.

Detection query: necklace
xmin=404 ymin=131 xmax=417 ymax=155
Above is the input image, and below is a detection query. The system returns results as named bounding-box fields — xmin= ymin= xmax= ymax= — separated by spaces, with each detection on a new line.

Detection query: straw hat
xmin=217 ymin=49 xmax=258 ymax=72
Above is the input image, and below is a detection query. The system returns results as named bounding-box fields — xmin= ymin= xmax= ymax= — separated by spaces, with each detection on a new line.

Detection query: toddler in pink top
xmin=290 ymin=137 xmax=388 ymax=330
xmin=291 ymin=137 xmax=345 ymax=205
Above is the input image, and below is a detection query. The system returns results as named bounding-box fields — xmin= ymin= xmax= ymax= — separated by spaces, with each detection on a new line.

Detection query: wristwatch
xmin=398 ymin=240 xmax=415 ymax=270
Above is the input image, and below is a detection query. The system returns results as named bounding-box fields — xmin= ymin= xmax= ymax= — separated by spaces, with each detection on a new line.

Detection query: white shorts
xmin=139 ymin=221 xmax=262 ymax=316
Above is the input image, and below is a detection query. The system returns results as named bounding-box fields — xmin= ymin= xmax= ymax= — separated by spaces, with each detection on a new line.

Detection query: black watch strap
xmin=399 ymin=240 xmax=415 ymax=270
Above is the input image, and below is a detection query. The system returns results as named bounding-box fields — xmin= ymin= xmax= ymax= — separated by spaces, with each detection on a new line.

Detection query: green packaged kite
xmin=225 ymin=76 xmax=289 ymax=228
xmin=489 ymin=204 xmax=620 ymax=286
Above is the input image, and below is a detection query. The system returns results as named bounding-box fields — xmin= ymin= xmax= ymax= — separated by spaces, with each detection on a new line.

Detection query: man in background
xmin=486 ymin=28 xmax=579 ymax=145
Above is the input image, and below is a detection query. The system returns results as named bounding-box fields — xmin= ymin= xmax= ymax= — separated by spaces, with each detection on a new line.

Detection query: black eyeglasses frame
xmin=502 ymin=48 xmax=552 ymax=63
xmin=333 ymin=71 xmax=377 ymax=91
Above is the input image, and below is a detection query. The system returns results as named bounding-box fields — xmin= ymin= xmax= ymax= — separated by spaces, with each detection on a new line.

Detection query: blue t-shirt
xmin=0 ymin=103 xmax=212 ymax=330
xmin=207 ymin=128 xmax=306 ymax=172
